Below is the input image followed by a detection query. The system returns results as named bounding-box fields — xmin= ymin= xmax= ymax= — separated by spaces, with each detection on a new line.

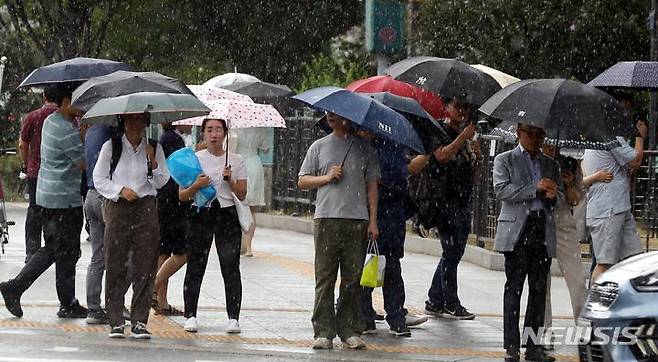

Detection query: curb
xmin=255 ymin=213 xmax=590 ymax=277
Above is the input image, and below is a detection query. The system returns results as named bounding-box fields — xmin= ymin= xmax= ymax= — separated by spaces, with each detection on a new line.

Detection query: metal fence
xmin=271 ymin=125 xmax=658 ymax=253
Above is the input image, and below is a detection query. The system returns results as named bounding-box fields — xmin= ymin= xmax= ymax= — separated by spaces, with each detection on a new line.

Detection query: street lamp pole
xmin=650 ymin=2 xmax=657 ymax=149
xmin=0 ymin=56 xmax=7 ymax=96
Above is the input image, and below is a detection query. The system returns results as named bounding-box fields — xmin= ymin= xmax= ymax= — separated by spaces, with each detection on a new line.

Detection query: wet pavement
xmin=0 ymin=203 xmax=580 ymax=361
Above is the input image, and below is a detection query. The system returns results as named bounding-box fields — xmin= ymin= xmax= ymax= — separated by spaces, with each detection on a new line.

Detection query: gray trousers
xmin=103 ymin=196 xmax=160 ymax=327
xmin=84 ymin=189 xmax=105 ymax=312
xmin=312 ymin=218 xmax=368 ymax=340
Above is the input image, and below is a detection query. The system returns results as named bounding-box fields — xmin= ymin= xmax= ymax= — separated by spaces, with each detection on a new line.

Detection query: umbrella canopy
xmin=18 ymin=57 xmax=130 ymax=88
xmin=588 ymin=61 xmax=658 ymax=89
xmin=293 ymin=86 xmax=424 ymax=154
xmin=385 ymin=56 xmax=501 ymax=106
xmin=172 ymin=99 xmax=286 ymax=129
xmin=361 ymin=92 xmax=445 ymax=153
xmin=346 ymin=75 xmax=446 ymax=119
xmin=204 ymin=72 xmax=260 ymax=88
xmin=480 ymin=79 xmax=633 ymax=150
xmin=72 ymin=71 xmax=193 ymax=112
xmin=187 ymin=84 xmax=253 ymax=103
xmin=81 ymin=92 xmax=210 ymax=126
xmin=222 ymin=80 xmax=294 ymax=100
xmin=471 ymin=64 xmax=520 ymax=88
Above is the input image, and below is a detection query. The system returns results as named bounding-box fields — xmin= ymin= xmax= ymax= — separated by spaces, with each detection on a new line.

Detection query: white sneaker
xmin=343 ymin=335 xmax=366 ymax=349
xmin=312 ymin=337 xmax=333 ymax=349
xmin=405 ymin=314 xmax=429 ymax=327
xmin=226 ymin=319 xmax=241 ymax=334
xmin=184 ymin=317 xmax=198 ymax=333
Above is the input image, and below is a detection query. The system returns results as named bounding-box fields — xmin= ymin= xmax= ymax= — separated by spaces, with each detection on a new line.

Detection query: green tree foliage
xmin=193 ymin=1 xmax=364 ymax=85
xmin=416 ymin=0 xmax=650 ymax=82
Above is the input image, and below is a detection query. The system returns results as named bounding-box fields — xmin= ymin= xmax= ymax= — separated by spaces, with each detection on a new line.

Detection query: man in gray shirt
xmin=582 ymin=120 xmax=647 ymax=283
xmin=298 ymin=112 xmax=380 ymax=350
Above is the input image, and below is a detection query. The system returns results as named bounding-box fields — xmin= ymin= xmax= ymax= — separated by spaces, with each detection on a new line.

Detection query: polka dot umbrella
xmin=187 ymin=84 xmax=254 ymax=104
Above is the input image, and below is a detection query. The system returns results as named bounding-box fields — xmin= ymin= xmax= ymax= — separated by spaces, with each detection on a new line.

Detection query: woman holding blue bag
xmin=178 ymin=117 xmax=247 ymax=334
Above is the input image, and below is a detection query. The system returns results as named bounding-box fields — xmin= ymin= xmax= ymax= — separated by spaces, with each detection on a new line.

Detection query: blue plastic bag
xmin=166 ymin=148 xmax=216 ymax=208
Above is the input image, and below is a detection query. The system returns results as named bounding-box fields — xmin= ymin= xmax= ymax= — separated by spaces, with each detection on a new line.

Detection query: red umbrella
xmin=346 ymin=75 xmax=446 ymax=119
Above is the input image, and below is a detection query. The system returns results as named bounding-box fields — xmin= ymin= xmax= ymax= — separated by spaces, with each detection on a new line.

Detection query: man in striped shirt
xmin=0 ymin=83 xmax=88 ymax=319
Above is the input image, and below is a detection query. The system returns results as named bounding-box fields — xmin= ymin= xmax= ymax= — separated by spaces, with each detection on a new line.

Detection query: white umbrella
xmin=187 ymin=84 xmax=253 ymax=103
xmin=172 ymin=99 xmax=286 ymax=129
xmin=471 ymin=64 xmax=520 ymax=88
xmin=203 ymin=72 xmax=260 ymax=89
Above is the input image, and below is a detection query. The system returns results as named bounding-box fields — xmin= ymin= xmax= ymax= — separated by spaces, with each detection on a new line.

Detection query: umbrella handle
xmin=223 ymin=132 xmax=230 ymax=181
xmin=145 ymin=129 xmax=153 ymax=180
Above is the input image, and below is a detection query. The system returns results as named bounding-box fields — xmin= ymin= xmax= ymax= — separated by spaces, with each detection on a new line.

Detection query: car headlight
xmin=631 ymin=270 xmax=658 ymax=292
xmin=587 ymin=282 xmax=619 ymax=310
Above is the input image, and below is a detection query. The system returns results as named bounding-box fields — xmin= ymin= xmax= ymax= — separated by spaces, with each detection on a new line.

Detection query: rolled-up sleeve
xmin=93 ymin=141 xmax=123 ymax=202
xmin=149 ymin=143 xmax=170 ymax=190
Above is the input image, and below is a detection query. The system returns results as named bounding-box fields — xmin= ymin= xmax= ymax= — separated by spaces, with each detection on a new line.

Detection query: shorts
xmin=588 ymin=210 xmax=642 ymax=265
xmin=158 ymin=202 xmax=193 ymax=256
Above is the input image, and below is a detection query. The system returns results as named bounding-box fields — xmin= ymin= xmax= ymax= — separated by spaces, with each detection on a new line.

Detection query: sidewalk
xmin=0 ymin=203 xmax=580 ymax=361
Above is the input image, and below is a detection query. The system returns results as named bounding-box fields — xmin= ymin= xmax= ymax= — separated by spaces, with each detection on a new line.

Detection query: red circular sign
xmin=378 ymin=26 xmax=397 ymax=44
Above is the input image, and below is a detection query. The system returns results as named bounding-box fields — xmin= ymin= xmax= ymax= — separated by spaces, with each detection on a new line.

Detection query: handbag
xmin=231 ymin=192 xmax=254 ymax=232
xmin=360 ymin=238 xmax=386 ymax=288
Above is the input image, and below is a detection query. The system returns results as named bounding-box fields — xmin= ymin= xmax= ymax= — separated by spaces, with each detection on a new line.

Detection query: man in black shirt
xmin=418 ymin=96 xmax=480 ymax=320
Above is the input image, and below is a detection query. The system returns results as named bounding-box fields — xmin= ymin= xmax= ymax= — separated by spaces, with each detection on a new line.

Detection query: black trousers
xmin=184 ymin=205 xmax=242 ymax=320
xmin=11 ymin=207 xmax=82 ymax=307
xmin=503 ymin=211 xmax=551 ymax=352
xmin=360 ymin=256 xmax=407 ymax=329
xmin=24 ymin=178 xmax=42 ymax=260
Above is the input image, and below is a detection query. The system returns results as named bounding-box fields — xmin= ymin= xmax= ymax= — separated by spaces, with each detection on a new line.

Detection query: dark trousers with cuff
xmin=184 ymin=204 xmax=242 ymax=320
xmin=24 ymin=177 xmax=43 ymax=261
xmin=503 ymin=211 xmax=551 ymax=352
xmin=10 ymin=206 xmax=82 ymax=307
xmin=103 ymin=196 xmax=160 ymax=327
xmin=360 ymin=256 xmax=407 ymax=329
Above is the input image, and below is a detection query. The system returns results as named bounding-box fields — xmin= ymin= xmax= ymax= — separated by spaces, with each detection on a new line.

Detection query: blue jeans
xmin=427 ymin=207 xmax=471 ymax=309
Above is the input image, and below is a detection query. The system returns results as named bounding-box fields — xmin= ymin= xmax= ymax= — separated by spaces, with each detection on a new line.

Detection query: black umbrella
xmin=360 ymin=92 xmax=447 ymax=153
xmin=480 ymin=79 xmax=634 ymax=150
xmin=588 ymin=61 xmax=658 ymax=89
xmin=71 ymin=71 xmax=194 ymax=112
xmin=18 ymin=57 xmax=130 ymax=88
xmin=384 ymin=56 xmax=501 ymax=106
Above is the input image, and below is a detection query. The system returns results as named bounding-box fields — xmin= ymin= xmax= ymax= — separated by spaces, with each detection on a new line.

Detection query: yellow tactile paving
xmin=0 ymin=316 xmax=578 ymax=361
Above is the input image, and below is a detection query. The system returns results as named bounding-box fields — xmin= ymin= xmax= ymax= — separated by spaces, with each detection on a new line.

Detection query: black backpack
xmin=408 ymin=156 xmax=448 ymax=230
xmin=109 ymin=136 xmax=158 ymax=180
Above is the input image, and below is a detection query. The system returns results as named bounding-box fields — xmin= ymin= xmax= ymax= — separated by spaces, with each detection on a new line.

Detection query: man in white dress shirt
xmin=93 ymin=113 xmax=169 ymax=340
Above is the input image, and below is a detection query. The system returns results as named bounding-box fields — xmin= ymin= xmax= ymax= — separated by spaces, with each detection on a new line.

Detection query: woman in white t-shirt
xmin=178 ymin=118 xmax=247 ymax=334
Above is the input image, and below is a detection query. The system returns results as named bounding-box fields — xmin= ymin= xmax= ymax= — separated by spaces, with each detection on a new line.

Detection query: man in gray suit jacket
xmin=493 ymin=123 xmax=560 ymax=362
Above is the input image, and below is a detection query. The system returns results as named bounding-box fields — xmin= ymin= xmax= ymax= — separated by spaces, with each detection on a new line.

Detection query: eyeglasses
xmin=518 ymin=128 xmax=546 ymax=139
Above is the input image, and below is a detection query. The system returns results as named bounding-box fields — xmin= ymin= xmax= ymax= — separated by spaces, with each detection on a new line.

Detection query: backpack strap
xmin=109 ymin=136 xmax=122 ymax=180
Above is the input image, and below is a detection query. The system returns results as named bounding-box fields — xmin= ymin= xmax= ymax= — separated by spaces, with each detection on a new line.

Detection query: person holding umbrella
xmin=178 ymin=117 xmax=247 ymax=334
xmin=493 ymin=123 xmax=559 ymax=362
xmin=93 ymin=113 xmax=170 ymax=339
xmin=298 ymin=112 xmax=380 ymax=350
xmin=0 ymin=83 xmax=88 ymax=319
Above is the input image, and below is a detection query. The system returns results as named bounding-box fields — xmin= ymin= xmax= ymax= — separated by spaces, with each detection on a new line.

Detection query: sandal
xmin=156 ymin=304 xmax=184 ymax=316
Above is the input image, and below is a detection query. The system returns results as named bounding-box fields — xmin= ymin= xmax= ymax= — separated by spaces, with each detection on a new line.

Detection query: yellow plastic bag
xmin=360 ymin=239 xmax=386 ymax=288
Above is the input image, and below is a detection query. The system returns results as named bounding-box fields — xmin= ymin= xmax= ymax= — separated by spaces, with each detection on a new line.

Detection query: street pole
xmin=0 ymin=56 xmax=7 ymax=96
xmin=650 ymin=1 xmax=657 ymax=149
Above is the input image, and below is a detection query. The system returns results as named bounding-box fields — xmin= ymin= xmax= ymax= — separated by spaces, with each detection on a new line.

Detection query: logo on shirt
xmin=378 ymin=122 xmax=392 ymax=134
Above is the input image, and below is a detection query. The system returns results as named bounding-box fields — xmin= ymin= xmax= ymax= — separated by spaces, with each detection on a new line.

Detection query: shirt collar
xmin=122 ymin=134 xmax=145 ymax=152
xmin=518 ymin=144 xmax=538 ymax=161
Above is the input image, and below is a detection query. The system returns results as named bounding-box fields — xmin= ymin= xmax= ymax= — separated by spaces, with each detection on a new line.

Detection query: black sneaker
xmin=57 ymin=301 xmax=88 ymax=318
xmin=131 ymin=322 xmax=151 ymax=339
xmin=525 ymin=347 xmax=555 ymax=361
xmin=388 ymin=325 xmax=412 ymax=337
xmin=441 ymin=305 xmax=475 ymax=320
xmin=361 ymin=321 xmax=377 ymax=335
xmin=86 ymin=309 xmax=108 ymax=325
xmin=424 ymin=300 xmax=443 ymax=316
xmin=374 ymin=313 xmax=385 ymax=322
xmin=0 ymin=281 xmax=23 ymax=318
xmin=108 ymin=326 xmax=125 ymax=339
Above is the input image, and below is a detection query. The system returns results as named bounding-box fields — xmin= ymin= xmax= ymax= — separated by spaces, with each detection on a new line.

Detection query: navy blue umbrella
xmin=360 ymin=92 xmax=447 ymax=153
xmin=588 ymin=61 xmax=658 ymax=89
xmin=293 ymin=86 xmax=424 ymax=154
xmin=18 ymin=57 xmax=130 ymax=88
